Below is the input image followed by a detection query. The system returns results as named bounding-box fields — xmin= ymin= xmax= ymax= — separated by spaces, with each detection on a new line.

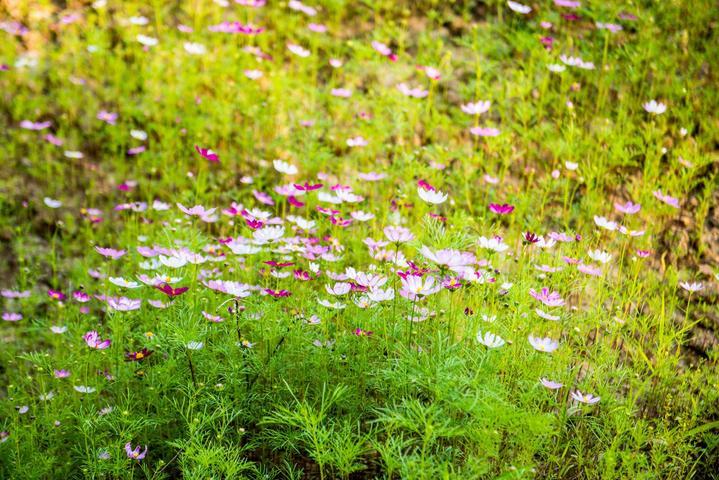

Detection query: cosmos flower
xmin=614 ymin=201 xmax=641 ymax=214
xmin=155 ymin=283 xmax=189 ymax=298
xmin=48 ymin=289 xmax=66 ymax=301
xmin=478 ymin=236 xmax=509 ymax=253
xmin=44 ymin=197 xmax=62 ymax=208
xmin=679 ymin=282 xmax=703 ymax=293
xmin=400 ymin=275 xmax=441 ymax=299
xmin=195 ymin=145 xmax=219 ymax=162
xmin=653 ymin=190 xmax=680 ymax=208
xmin=476 ymin=331 xmax=506 ymax=348
xmin=507 ymin=1 xmax=531 ymax=14
xmin=287 ymin=43 xmax=310 ymax=57
xmin=571 ymin=390 xmax=600 ymax=404
xmin=470 ymin=127 xmax=500 ymax=137
xmin=84 ymin=331 xmax=111 ymax=350
xmin=106 ymin=296 xmax=142 ymax=311
xmin=183 ymin=42 xmax=206 ymax=55
xmin=528 ymin=335 xmax=559 ymax=353
xmin=488 ymin=203 xmax=514 ymax=215
xmin=125 ymin=443 xmax=148 ymax=461
xmin=540 ymin=378 xmax=563 ymax=389
xmin=125 ymin=348 xmax=153 ymax=362
xmin=461 ymin=100 xmax=491 ymax=115
xmin=2 ymin=312 xmax=22 ymax=322
xmin=529 ymin=288 xmax=565 ymax=307
xmin=417 ymin=187 xmax=448 ymax=205
xmin=384 ymin=226 xmax=414 ymax=243
xmin=95 ymin=246 xmax=127 ymax=259
xmin=643 ymin=100 xmax=666 ymax=115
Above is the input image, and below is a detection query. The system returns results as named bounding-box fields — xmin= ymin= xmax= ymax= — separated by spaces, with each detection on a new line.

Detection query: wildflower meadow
xmin=1 ymin=0 xmax=719 ymax=478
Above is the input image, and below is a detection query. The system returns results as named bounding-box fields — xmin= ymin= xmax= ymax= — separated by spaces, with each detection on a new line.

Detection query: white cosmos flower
xmin=588 ymin=249 xmax=612 ymax=264
xmin=108 ymin=277 xmax=141 ymax=289
xmin=253 ymin=226 xmax=285 ymax=243
xmin=476 ymin=331 xmax=506 ymax=348
xmin=317 ymin=191 xmax=342 ymax=204
xmin=318 ymin=299 xmax=346 ymax=309
xmin=507 ymin=1 xmax=531 ymax=13
xmin=136 ymin=34 xmax=158 ymax=46
xmin=325 ymin=282 xmax=351 ymax=295
xmin=367 ymin=287 xmax=394 ymax=302
xmin=74 ymin=386 xmax=96 ymax=393
xmin=593 ymin=216 xmax=618 ymax=231
xmin=351 ymin=211 xmax=374 ymax=221
xmin=478 ymin=236 xmax=509 ymax=253
xmin=130 ymin=129 xmax=147 ymax=140
xmin=43 ymin=197 xmax=62 ymax=208
xmin=226 ymin=241 xmax=262 ymax=255
xmin=159 ymin=255 xmax=188 ymax=269
xmin=336 ymin=189 xmax=363 ymax=203
xmin=287 ymin=43 xmax=310 ymax=57
xmin=184 ymin=42 xmax=206 ymax=55
xmin=186 ymin=341 xmax=204 ymax=350
xmin=273 ymin=159 xmax=298 ymax=175
xmin=535 ymin=308 xmax=560 ymax=321
xmin=643 ymin=100 xmax=666 ymax=115
xmin=528 ymin=335 xmax=559 ymax=353
xmin=417 ymin=187 xmax=448 ymax=205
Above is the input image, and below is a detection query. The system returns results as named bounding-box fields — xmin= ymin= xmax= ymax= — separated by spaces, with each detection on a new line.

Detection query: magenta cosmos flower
xmin=488 ymin=203 xmax=514 ymax=215
xmin=195 ymin=145 xmax=219 ymax=163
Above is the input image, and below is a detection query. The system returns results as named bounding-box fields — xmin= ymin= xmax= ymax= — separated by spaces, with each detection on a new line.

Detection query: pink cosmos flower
xmin=470 ymin=127 xmax=500 ymax=137
xmin=614 ymin=201 xmax=641 ymax=214
xmin=125 ymin=443 xmax=147 ymax=461
xmin=571 ymin=390 xmax=600 ymax=404
xmin=97 ymin=110 xmax=118 ymax=125
xmin=529 ymin=288 xmax=565 ymax=307
xmin=106 ymin=297 xmax=142 ymax=312
xmin=83 ymin=331 xmax=111 ymax=350
xmin=195 ymin=145 xmax=219 ymax=163
xmin=346 ymin=136 xmax=368 ymax=147
xmin=95 ymin=246 xmax=127 ymax=259
xmin=2 ymin=312 xmax=22 ymax=322
xmin=202 ymin=311 xmax=223 ymax=322
xmin=461 ymin=100 xmax=491 ymax=115
xmin=578 ymin=264 xmax=602 ymax=276
xmin=540 ymin=378 xmax=563 ymax=389
xmin=20 ymin=120 xmax=52 ymax=130
xmin=384 ymin=226 xmax=414 ymax=243
xmin=653 ymin=190 xmax=680 ymax=208
xmin=331 ymin=88 xmax=352 ymax=98
xmin=400 ymin=274 xmax=441 ymax=299
xmin=397 ymin=83 xmax=428 ymax=98
xmin=177 ymin=203 xmax=217 ymax=218
xmin=54 ymin=369 xmax=71 ymax=378
xmin=371 ymin=41 xmax=397 ymax=61
xmin=73 ymin=291 xmax=90 ymax=302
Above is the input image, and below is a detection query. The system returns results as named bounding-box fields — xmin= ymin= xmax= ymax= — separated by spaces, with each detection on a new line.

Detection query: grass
xmin=1 ymin=0 xmax=718 ymax=478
